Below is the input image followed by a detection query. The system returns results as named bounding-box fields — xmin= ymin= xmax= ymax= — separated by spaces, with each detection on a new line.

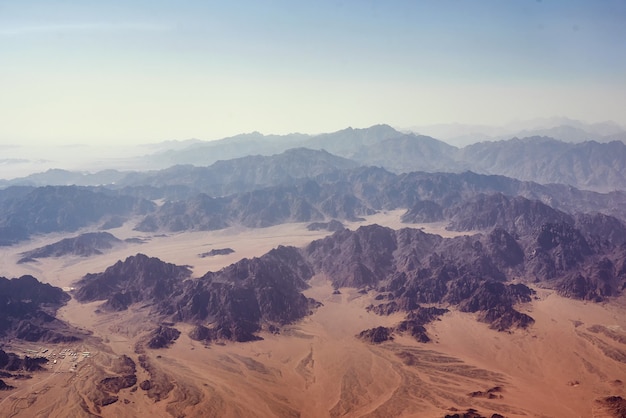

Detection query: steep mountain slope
xmin=0 ymin=275 xmax=80 ymax=342
xmin=444 ymin=193 xmax=574 ymax=235
xmin=74 ymin=254 xmax=192 ymax=311
xmin=459 ymin=137 xmax=626 ymax=191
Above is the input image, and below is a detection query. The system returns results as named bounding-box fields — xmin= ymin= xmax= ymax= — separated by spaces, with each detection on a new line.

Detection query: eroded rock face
xmin=0 ymin=379 xmax=15 ymax=391
xmin=174 ymin=246 xmax=316 ymax=343
xmin=446 ymin=193 xmax=573 ymax=236
xmin=199 ymin=248 xmax=234 ymax=258
xmin=147 ymin=326 xmax=181 ymax=349
xmin=0 ymin=349 xmax=48 ymax=372
xmin=401 ymin=200 xmax=444 ymax=223
xmin=0 ymin=275 xmax=80 ymax=343
xmin=74 ymin=253 xmax=192 ymax=311
xmin=75 ymin=247 xmax=317 ymax=343
xmin=594 ymin=396 xmax=626 ymax=418
xmin=357 ymin=327 xmax=393 ymax=344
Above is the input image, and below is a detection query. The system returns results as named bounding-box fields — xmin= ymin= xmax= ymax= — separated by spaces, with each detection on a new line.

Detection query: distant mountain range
xmin=409 ymin=117 xmax=626 ymax=146
xmin=3 ymin=124 xmax=626 ymax=192
xmin=2 ymin=166 xmax=626 ymax=245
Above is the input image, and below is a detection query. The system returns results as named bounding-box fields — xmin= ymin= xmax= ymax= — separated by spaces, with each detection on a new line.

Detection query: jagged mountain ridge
xmin=74 ymin=253 xmax=192 ymax=311
xmin=74 ymin=249 xmax=316 ymax=342
xmin=74 ymin=204 xmax=626 ymax=343
xmin=4 ymin=124 xmax=626 ymax=192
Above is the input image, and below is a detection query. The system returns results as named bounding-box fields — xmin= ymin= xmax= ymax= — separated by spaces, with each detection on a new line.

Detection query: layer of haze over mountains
xmin=2 ymin=118 xmax=626 ymax=192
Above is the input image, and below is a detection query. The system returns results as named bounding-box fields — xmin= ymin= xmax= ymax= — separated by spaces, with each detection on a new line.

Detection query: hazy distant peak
xmin=327 ymin=123 xmax=399 ymax=136
xmin=511 ymin=135 xmax=565 ymax=143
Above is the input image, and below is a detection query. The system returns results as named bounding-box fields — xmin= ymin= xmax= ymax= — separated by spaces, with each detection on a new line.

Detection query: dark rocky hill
xmin=172 ymin=246 xmax=316 ymax=342
xmin=74 ymin=254 xmax=192 ymax=311
xmin=18 ymin=232 xmax=123 ymax=263
xmin=351 ymin=133 xmax=460 ymax=174
xmin=0 ymin=275 xmax=80 ymax=342
xmin=75 ymin=248 xmax=316 ymax=343
xmin=445 ymin=193 xmax=574 ymax=235
xmin=0 ymin=348 xmax=49 ymax=379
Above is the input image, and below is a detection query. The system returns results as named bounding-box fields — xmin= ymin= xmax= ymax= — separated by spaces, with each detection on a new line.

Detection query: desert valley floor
xmin=1 ymin=210 xmax=626 ymax=417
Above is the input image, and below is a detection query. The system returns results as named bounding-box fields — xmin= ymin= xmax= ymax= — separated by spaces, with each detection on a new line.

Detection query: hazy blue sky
xmin=1 ymin=0 xmax=625 ymax=145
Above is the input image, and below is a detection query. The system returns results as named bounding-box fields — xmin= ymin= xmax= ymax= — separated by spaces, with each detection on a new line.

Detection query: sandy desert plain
xmin=1 ymin=210 xmax=626 ymax=418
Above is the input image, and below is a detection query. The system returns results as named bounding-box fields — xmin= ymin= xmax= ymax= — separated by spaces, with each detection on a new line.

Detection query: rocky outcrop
xmin=446 ymin=193 xmax=573 ymax=235
xmin=366 ymin=304 xmax=449 ymax=342
xmin=0 ymin=275 xmax=80 ymax=342
xmin=308 ymin=225 xmax=534 ymax=331
xmin=170 ymin=246 xmax=316 ymax=342
xmin=0 ymin=379 xmax=15 ymax=390
xmin=18 ymin=232 xmax=123 ymax=263
xmin=401 ymin=200 xmax=444 ymax=223
xmin=575 ymin=212 xmax=626 ymax=249
xmin=147 ymin=326 xmax=181 ymax=349
xmin=357 ymin=326 xmax=393 ymax=344
xmin=306 ymin=219 xmax=345 ymax=232
xmin=199 ymin=248 xmax=234 ymax=258
xmin=444 ymin=408 xmax=504 ymax=418
xmin=94 ymin=355 xmax=137 ymax=408
xmin=594 ymin=396 xmax=626 ymax=418
xmin=526 ymin=222 xmax=593 ymax=281
xmin=74 ymin=254 xmax=192 ymax=311
xmin=556 ymin=254 xmax=626 ymax=301
xmin=304 ymin=224 xmax=402 ymax=288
